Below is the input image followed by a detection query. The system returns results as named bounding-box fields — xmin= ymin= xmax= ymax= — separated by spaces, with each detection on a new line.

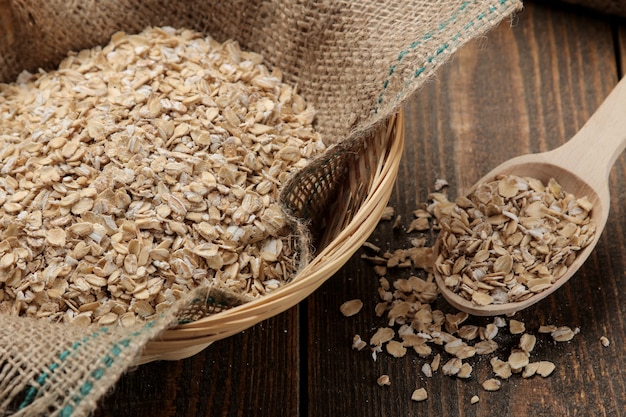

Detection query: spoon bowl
xmin=434 ymin=76 xmax=626 ymax=316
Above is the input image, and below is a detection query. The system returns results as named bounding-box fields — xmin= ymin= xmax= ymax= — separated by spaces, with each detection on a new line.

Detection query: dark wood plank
xmin=93 ymin=307 xmax=301 ymax=417
xmin=307 ymin=2 xmax=625 ymax=417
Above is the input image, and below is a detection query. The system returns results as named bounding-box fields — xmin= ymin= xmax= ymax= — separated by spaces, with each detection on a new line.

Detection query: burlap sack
xmin=0 ymin=1 xmax=522 ymax=416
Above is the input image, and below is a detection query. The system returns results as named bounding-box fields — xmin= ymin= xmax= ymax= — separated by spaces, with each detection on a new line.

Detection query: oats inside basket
xmin=0 ymin=26 xmax=326 ymax=326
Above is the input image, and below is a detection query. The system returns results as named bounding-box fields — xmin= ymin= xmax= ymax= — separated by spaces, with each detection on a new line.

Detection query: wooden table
xmin=94 ymin=2 xmax=625 ymax=416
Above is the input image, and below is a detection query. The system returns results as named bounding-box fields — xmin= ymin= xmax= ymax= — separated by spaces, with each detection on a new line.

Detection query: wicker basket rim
xmin=140 ymin=111 xmax=405 ymax=361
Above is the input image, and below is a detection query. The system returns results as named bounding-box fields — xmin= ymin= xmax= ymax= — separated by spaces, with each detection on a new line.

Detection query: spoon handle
xmin=547 ymin=75 xmax=626 ymax=191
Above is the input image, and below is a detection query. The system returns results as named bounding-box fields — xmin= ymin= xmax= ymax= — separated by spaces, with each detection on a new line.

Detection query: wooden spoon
xmin=434 ymin=75 xmax=626 ymax=316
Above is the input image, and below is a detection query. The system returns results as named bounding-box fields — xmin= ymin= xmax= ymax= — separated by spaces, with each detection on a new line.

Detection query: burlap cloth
xmin=0 ymin=1 xmax=522 ymax=416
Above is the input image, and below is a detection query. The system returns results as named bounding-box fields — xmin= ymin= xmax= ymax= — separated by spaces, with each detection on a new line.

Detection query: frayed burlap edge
xmin=0 ymin=286 xmax=230 ymax=417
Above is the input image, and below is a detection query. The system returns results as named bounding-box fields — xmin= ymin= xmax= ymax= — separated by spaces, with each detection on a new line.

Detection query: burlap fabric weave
xmin=0 ymin=1 xmax=522 ymax=416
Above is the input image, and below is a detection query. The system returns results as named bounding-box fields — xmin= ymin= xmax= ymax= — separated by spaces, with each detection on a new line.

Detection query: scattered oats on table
xmin=538 ymin=325 xmax=558 ymax=333
xmin=491 ymin=357 xmax=512 ymax=379
xmin=352 ymin=334 xmax=367 ymax=351
xmin=442 ymin=358 xmax=462 ymax=376
xmin=509 ymin=319 xmax=525 ymax=334
xmin=551 ymin=326 xmax=578 ymax=342
xmin=421 ymin=362 xmax=433 ymax=378
xmin=535 ymin=361 xmax=556 ymax=377
xmin=457 ymin=362 xmax=473 ymax=379
xmin=482 ymin=378 xmax=502 ymax=392
xmin=377 ymin=374 xmax=391 ymax=386
xmin=340 ymin=181 xmax=584 ymax=402
xmin=0 ymin=26 xmax=327 ymax=326
xmin=508 ymin=349 xmax=530 ymax=372
xmin=411 ymin=387 xmax=428 ymax=402
xmin=519 ymin=333 xmax=536 ymax=353
xmin=340 ymin=299 xmax=364 ymax=317
xmin=386 ymin=340 xmax=408 ymax=358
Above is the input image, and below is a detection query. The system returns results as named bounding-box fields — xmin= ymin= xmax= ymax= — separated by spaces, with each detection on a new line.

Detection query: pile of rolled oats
xmin=434 ymin=175 xmax=595 ymax=306
xmin=0 ymin=26 xmax=326 ymax=326
xmin=343 ymin=181 xmax=585 ymax=402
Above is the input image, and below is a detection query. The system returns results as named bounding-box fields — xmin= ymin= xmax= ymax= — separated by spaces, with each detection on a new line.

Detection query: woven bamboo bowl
xmin=139 ymin=110 xmax=405 ymax=363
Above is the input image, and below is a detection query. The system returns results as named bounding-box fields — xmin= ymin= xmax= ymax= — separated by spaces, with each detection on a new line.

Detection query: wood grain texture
xmin=93 ymin=308 xmax=301 ymax=417
xmin=307 ymin=2 xmax=625 ymax=417
xmin=0 ymin=1 xmax=619 ymax=416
